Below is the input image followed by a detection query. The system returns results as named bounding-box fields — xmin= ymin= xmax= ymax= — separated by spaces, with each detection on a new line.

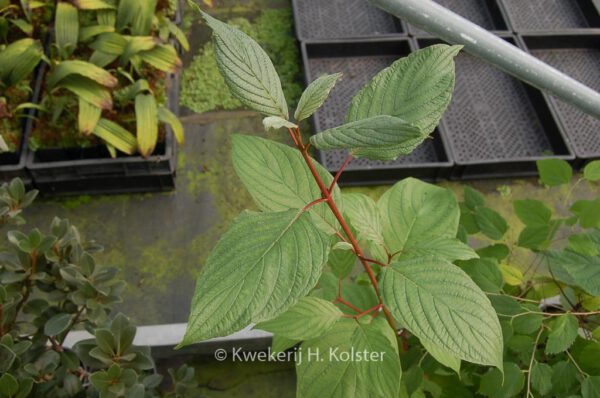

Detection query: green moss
xmin=180 ymin=8 xmax=301 ymax=114
xmin=58 ymin=195 xmax=93 ymax=210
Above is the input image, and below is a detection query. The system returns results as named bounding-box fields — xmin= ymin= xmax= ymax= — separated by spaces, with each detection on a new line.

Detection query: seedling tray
xmin=501 ymin=0 xmax=600 ymax=33
xmin=413 ymin=38 xmax=573 ymax=179
xmin=520 ymin=34 xmax=600 ymax=165
xmin=26 ymin=73 xmax=179 ymax=196
xmin=292 ymin=0 xmax=406 ymax=41
xmin=408 ymin=0 xmax=510 ymax=36
xmin=301 ymin=39 xmax=453 ymax=185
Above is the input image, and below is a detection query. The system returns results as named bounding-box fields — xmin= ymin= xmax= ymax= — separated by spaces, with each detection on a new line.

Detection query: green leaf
xmin=90 ymin=32 xmax=127 ymax=55
xmin=55 ymin=2 xmax=79 ymax=56
xmin=551 ymin=361 xmax=578 ymax=396
xmin=158 ymin=106 xmax=184 ymax=145
xmin=536 ymin=159 xmax=572 ymax=186
xmin=231 ymin=135 xmax=342 ymax=235
xmin=476 ymin=244 xmax=509 ymax=261
xmin=0 ymin=344 xmax=16 ymax=372
xmin=45 ymin=313 xmax=75 ymax=336
xmin=343 ymin=193 xmax=385 ymax=248
xmin=271 ymin=335 xmax=299 ymax=354
xmin=421 ymin=339 xmax=461 ymax=375
xmin=328 ymin=239 xmax=356 ymax=279
xmin=138 ymin=44 xmax=181 ymax=73
xmin=79 ymin=25 xmax=115 ymax=41
xmin=458 ymin=257 xmax=503 ymax=293
xmin=545 ymin=314 xmax=578 ymax=355
xmin=121 ymin=36 xmax=157 ymax=65
xmin=514 ymin=199 xmax=552 ymax=226
xmin=73 ymin=0 xmax=115 ymax=10
xmin=78 ymin=98 xmax=101 ymax=134
xmin=56 ymin=75 xmax=113 ymax=110
xmin=378 ymin=178 xmax=460 ymax=259
xmin=0 ymin=373 xmax=18 ymax=397
xmin=135 ymin=93 xmax=158 ymax=157
xmin=381 ymin=256 xmax=503 ymax=369
xmin=256 ymin=297 xmax=342 ymax=340
xmin=201 ymin=11 xmax=288 ymax=118
xmin=0 ymin=38 xmax=42 ymax=86
xmin=546 ymin=250 xmax=600 ymax=296
xmin=464 ymin=186 xmax=485 ymax=210
xmin=568 ymin=233 xmax=599 ymax=257
xmin=92 ymin=119 xmax=137 ymax=154
xmin=582 ymin=376 xmax=600 ymax=398
xmin=296 ymin=317 xmax=400 ymax=398
xmin=571 ymin=198 xmax=600 ymax=228
xmin=518 ymin=225 xmax=553 ymax=249
xmin=479 ymin=362 xmax=524 ymax=398
xmin=262 ymin=116 xmax=297 ymax=132
xmin=294 ymin=73 xmax=342 ymax=122
xmin=310 ymin=115 xmax=424 ymax=161
xmin=531 ymin=362 xmax=553 ymax=396
xmin=584 ymin=161 xmax=600 ymax=182
xmin=180 ymin=209 xmax=329 ymax=345
xmin=347 ymin=44 xmax=461 ymax=133
xmin=474 ymin=207 xmax=508 ymax=240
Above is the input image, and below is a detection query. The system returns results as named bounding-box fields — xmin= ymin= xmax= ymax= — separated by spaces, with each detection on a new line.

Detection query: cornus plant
xmin=180 ymin=6 xmax=503 ymax=397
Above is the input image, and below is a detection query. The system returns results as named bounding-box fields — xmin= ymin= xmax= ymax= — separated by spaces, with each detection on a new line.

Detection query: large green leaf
xmin=378 ymin=178 xmax=464 ymax=262
xmin=347 ymin=44 xmax=461 ymax=134
xmin=180 ymin=209 xmax=329 ymax=345
xmin=546 ymin=250 xmax=600 ymax=295
xmin=135 ymin=93 xmax=158 ymax=157
xmin=256 ymin=297 xmax=342 ymax=340
xmin=201 ymin=11 xmax=288 ymax=118
xmin=536 ymin=159 xmax=572 ymax=187
xmin=381 ymin=256 xmax=503 ymax=369
xmin=231 ymin=134 xmax=342 ymax=235
xmin=310 ymin=115 xmax=423 ymax=161
xmin=545 ymin=314 xmax=579 ymax=355
xmin=296 ymin=317 xmax=400 ymax=398
xmin=514 ymin=199 xmax=552 ymax=226
xmin=294 ymin=73 xmax=341 ymax=122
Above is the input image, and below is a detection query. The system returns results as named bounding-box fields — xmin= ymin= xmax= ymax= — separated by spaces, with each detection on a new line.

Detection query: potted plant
xmin=25 ymin=0 xmax=188 ymax=195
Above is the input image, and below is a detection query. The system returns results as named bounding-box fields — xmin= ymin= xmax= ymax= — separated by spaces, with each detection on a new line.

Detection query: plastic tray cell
xmin=501 ymin=0 xmax=600 ymax=32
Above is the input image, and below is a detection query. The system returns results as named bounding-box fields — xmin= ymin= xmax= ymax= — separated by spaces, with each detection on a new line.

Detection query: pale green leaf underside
xmin=381 ymin=257 xmax=503 ymax=369
xmin=294 ymin=73 xmax=342 ymax=122
xmin=296 ymin=317 xmax=400 ymax=398
xmin=202 ymin=11 xmax=288 ymax=118
xmin=343 ymin=193 xmax=387 ymax=260
xmin=347 ymin=44 xmax=462 ymax=133
xmin=256 ymin=297 xmax=342 ymax=341
xmin=395 ymin=237 xmax=478 ymax=263
xmin=232 ymin=135 xmax=342 ymax=235
xmin=378 ymin=178 xmax=460 ymax=255
xmin=262 ymin=116 xmax=297 ymax=132
xmin=310 ymin=115 xmax=424 ymax=161
xmin=180 ymin=209 xmax=329 ymax=345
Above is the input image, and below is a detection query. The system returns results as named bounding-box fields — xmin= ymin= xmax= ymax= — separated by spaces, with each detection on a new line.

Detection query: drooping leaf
xmin=294 ymin=73 xmax=342 ymax=122
xmin=584 ymin=161 xmax=600 ymax=182
xmin=90 ymin=32 xmax=127 ymax=55
xmin=545 ymin=314 xmax=579 ymax=355
xmin=57 ymin=75 xmax=113 ymax=110
xmin=347 ymin=44 xmax=461 ymax=134
xmin=256 ymin=297 xmax=342 ymax=340
xmin=135 ymin=93 xmax=158 ymax=157
xmin=138 ymin=44 xmax=181 ymax=73
xmin=78 ymin=98 xmax=101 ymax=134
xmin=545 ymin=250 xmax=600 ymax=296
xmin=231 ymin=134 xmax=342 ymax=235
xmin=310 ymin=115 xmax=424 ymax=161
xmin=0 ymin=38 xmax=42 ymax=86
xmin=158 ymin=106 xmax=183 ymax=145
xmin=121 ymin=36 xmax=157 ymax=65
xmin=92 ymin=119 xmax=137 ymax=154
xmin=79 ymin=25 xmax=115 ymax=42
xmin=201 ymin=11 xmax=288 ymax=118
xmin=474 ymin=207 xmax=508 ymax=240
xmin=262 ymin=116 xmax=297 ymax=132
xmin=48 ymin=60 xmax=118 ymax=88
xmin=536 ymin=159 xmax=572 ymax=186
xmin=180 ymin=209 xmax=329 ymax=345
xmin=381 ymin=256 xmax=503 ymax=369
xmin=296 ymin=317 xmax=400 ymax=398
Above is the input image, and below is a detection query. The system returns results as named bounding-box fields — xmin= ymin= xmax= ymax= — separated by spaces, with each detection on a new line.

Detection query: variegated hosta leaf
xmin=55 ymin=2 xmax=79 ymax=57
xmin=296 ymin=317 xmax=401 ymax=398
xmin=201 ymin=11 xmax=288 ymax=118
xmin=294 ymin=73 xmax=342 ymax=122
xmin=78 ymin=98 xmax=101 ymax=134
xmin=135 ymin=93 xmax=158 ymax=157
xmin=179 ymin=209 xmax=330 ymax=345
xmin=347 ymin=44 xmax=462 ymax=134
xmin=231 ymin=134 xmax=342 ymax=235
xmin=92 ymin=119 xmax=137 ymax=154
xmin=310 ymin=115 xmax=423 ymax=161
xmin=381 ymin=256 xmax=503 ymax=369
xmin=48 ymin=60 xmax=117 ymax=88
xmin=158 ymin=106 xmax=183 ymax=145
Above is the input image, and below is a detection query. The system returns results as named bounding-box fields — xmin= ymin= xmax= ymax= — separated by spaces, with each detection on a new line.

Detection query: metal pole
xmin=369 ymin=0 xmax=600 ymax=119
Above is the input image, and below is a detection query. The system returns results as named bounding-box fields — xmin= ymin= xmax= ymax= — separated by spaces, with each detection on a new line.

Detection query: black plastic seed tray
xmin=408 ymin=0 xmax=511 ymax=37
xmin=26 ymin=73 xmax=180 ymax=196
xmin=301 ymin=39 xmax=454 ymax=185
xmin=413 ymin=37 xmax=573 ymax=179
xmin=292 ymin=0 xmax=406 ymax=41
xmin=520 ymin=34 xmax=600 ymax=166
xmin=501 ymin=0 xmax=600 ymax=33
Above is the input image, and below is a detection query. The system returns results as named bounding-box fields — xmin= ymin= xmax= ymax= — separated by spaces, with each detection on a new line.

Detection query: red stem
xmin=329 ymin=153 xmax=353 ymax=193
xmin=336 ymin=297 xmax=362 ymax=313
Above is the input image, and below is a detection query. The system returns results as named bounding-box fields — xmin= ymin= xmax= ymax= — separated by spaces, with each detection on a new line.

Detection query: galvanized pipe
xmin=369 ymin=0 xmax=600 ymax=119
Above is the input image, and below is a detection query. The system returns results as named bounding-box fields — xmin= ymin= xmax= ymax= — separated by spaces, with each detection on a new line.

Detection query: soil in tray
xmin=409 ymin=0 xmax=508 ymax=36
xmin=438 ymin=49 xmax=566 ymax=163
xmin=294 ymin=0 xmax=403 ymax=40
xmin=502 ymin=0 xmax=599 ymax=31
xmin=529 ymin=46 xmax=600 ymax=158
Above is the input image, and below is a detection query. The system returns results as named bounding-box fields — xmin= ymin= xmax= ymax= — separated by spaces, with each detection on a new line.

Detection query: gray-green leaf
xmin=45 ymin=313 xmax=75 ymax=336
xmin=294 ymin=73 xmax=342 ymax=122
xmin=180 ymin=209 xmax=329 ymax=345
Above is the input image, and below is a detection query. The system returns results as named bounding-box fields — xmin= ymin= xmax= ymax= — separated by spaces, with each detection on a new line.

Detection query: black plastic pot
xmin=520 ymin=33 xmax=600 ymax=167
xmin=408 ymin=0 xmax=511 ymax=37
xmin=413 ymin=37 xmax=574 ymax=179
xmin=301 ymin=39 xmax=454 ymax=185
xmin=292 ymin=0 xmax=407 ymax=41
xmin=501 ymin=0 xmax=600 ymax=33
xmin=26 ymin=72 xmax=179 ymax=196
